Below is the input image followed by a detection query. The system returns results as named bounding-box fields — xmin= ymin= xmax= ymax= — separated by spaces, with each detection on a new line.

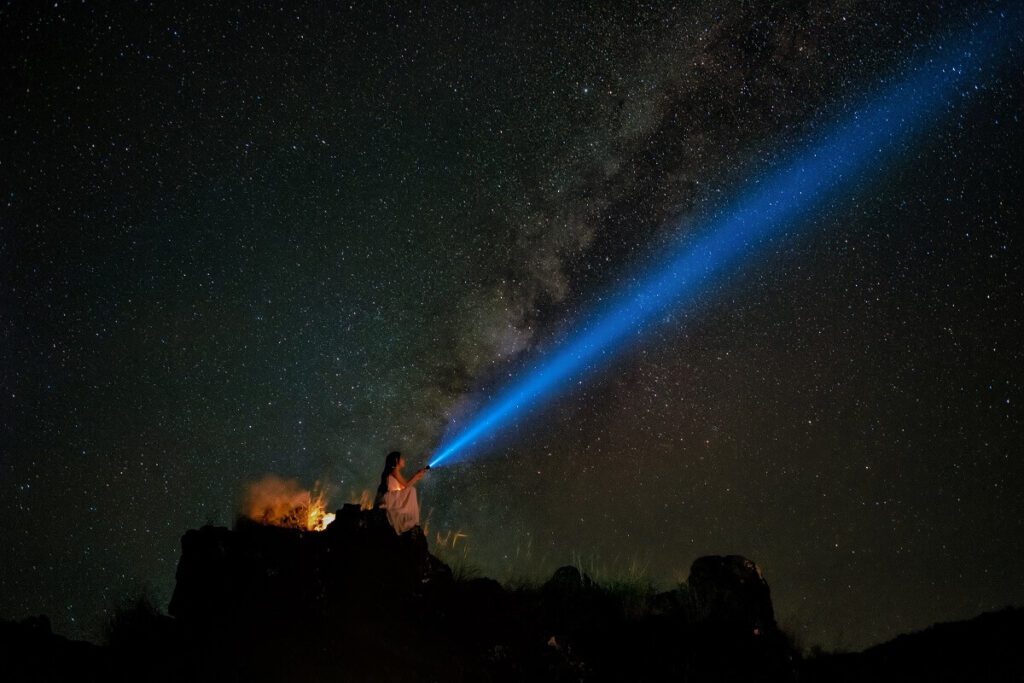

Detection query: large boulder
xmin=168 ymin=506 xmax=450 ymax=636
xmin=542 ymin=565 xmax=594 ymax=597
xmin=687 ymin=555 xmax=776 ymax=633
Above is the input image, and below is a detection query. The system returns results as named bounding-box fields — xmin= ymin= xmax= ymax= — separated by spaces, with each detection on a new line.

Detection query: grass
xmin=424 ymin=522 xmax=692 ymax=621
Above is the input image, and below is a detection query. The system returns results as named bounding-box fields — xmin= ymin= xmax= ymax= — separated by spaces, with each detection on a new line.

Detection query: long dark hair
xmin=374 ymin=451 xmax=402 ymax=508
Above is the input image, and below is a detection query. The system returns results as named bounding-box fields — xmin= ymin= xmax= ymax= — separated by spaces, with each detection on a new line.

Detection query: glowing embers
xmin=243 ymin=475 xmax=335 ymax=531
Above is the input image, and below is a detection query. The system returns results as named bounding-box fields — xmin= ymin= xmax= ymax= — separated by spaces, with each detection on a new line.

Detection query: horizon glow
xmin=429 ymin=10 xmax=1019 ymax=468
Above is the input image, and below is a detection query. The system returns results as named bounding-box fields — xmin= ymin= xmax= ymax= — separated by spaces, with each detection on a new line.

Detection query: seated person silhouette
xmin=374 ymin=451 xmax=429 ymax=534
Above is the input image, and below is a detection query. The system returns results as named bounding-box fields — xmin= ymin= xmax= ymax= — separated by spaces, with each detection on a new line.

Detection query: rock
xmin=169 ymin=510 xmax=450 ymax=636
xmin=541 ymin=565 xmax=618 ymax=652
xmin=542 ymin=565 xmax=594 ymax=596
xmin=688 ymin=555 xmax=776 ymax=632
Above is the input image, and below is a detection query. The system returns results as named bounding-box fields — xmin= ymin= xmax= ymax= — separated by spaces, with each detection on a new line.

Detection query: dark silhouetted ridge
xmin=2 ymin=508 xmax=1021 ymax=681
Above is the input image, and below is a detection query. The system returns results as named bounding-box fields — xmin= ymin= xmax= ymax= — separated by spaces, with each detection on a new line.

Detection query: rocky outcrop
xmin=4 ymin=529 xmax=1022 ymax=681
xmin=169 ymin=505 xmax=450 ymax=634
xmin=164 ymin=519 xmax=794 ymax=680
xmin=688 ymin=554 xmax=776 ymax=632
xmin=3 ymin=514 xmax=796 ymax=681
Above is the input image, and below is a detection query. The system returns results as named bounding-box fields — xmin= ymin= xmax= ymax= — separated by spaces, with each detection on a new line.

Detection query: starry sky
xmin=2 ymin=1 xmax=1022 ymax=651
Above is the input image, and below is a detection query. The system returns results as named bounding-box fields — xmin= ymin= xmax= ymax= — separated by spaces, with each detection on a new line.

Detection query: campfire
xmin=243 ymin=476 xmax=336 ymax=531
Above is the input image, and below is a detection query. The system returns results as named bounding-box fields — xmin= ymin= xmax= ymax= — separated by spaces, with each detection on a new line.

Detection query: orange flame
xmin=243 ymin=476 xmax=334 ymax=531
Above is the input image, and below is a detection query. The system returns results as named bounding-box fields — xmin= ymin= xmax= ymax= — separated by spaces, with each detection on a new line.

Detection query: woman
xmin=375 ymin=451 xmax=429 ymax=534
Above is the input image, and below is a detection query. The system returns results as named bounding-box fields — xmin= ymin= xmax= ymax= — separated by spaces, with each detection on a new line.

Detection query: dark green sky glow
xmin=3 ymin=1 xmax=1021 ymax=650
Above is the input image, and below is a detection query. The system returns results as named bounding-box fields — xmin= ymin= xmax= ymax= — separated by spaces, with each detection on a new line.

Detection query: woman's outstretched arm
xmin=392 ymin=467 xmax=427 ymax=489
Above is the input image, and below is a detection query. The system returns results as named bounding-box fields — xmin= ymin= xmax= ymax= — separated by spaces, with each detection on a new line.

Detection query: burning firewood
xmin=242 ymin=475 xmax=335 ymax=531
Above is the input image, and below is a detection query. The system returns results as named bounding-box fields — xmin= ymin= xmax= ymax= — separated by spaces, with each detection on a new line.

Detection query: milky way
xmin=430 ymin=11 xmax=1013 ymax=469
xmin=2 ymin=1 xmax=1022 ymax=650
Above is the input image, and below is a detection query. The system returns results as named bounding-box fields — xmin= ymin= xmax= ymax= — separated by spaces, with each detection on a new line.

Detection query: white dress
xmin=381 ymin=474 xmax=420 ymax=534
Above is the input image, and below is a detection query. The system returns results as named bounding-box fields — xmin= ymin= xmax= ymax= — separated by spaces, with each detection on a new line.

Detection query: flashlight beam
xmin=430 ymin=9 xmax=1019 ymax=468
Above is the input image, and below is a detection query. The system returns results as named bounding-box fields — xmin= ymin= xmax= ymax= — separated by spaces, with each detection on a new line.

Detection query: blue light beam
xmin=430 ymin=10 xmax=1020 ymax=468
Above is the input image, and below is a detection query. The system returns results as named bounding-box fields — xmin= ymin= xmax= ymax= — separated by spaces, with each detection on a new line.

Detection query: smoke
xmin=242 ymin=475 xmax=332 ymax=531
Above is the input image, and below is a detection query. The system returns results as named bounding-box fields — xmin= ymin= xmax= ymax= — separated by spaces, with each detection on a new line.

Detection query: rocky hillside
xmin=2 ymin=507 xmax=1021 ymax=681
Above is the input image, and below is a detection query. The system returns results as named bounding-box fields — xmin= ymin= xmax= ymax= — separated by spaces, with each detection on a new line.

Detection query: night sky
xmin=3 ymin=1 xmax=1022 ymax=651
